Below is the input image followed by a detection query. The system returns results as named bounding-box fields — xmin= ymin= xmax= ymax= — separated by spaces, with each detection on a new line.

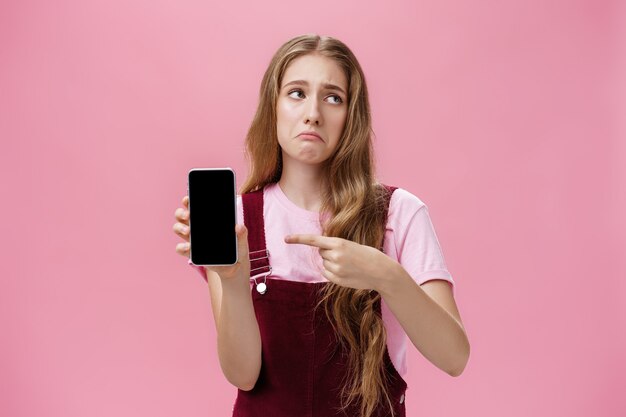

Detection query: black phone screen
xmin=188 ymin=168 xmax=237 ymax=265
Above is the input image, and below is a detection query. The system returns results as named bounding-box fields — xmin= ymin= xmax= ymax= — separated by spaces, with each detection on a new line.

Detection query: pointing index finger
xmin=284 ymin=234 xmax=335 ymax=249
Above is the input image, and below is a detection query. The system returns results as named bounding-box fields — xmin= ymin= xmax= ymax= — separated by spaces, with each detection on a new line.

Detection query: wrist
xmin=222 ymin=275 xmax=250 ymax=287
xmin=375 ymin=260 xmax=410 ymax=298
xmin=219 ymin=271 xmax=252 ymax=292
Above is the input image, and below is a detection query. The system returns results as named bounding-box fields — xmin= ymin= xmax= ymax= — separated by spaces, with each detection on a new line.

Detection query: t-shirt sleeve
xmin=386 ymin=188 xmax=456 ymax=296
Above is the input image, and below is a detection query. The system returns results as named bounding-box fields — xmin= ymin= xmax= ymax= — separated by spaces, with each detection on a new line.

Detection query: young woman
xmin=173 ymin=34 xmax=469 ymax=417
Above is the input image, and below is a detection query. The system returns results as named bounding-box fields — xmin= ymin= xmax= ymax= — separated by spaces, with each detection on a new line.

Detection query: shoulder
xmin=384 ymin=186 xmax=428 ymax=219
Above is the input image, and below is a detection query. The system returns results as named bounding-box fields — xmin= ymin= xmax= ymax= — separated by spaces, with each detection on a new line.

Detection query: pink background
xmin=2 ymin=0 xmax=625 ymax=416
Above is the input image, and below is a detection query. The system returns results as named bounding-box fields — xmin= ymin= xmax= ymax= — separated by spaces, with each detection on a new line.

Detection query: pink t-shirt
xmin=188 ymin=182 xmax=455 ymax=378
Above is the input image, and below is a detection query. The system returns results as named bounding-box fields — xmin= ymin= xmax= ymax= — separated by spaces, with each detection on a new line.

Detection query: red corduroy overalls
xmin=232 ymin=185 xmax=407 ymax=417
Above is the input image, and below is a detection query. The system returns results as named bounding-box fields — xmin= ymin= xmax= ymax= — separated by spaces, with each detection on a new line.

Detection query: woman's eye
xmin=328 ymin=94 xmax=343 ymax=104
xmin=287 ymin=89 xmax=305 ymax=99
xmin=287 ymin=89 xmax=343 ymax=104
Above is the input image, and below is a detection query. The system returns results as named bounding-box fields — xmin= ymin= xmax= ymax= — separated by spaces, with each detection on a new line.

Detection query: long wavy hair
xmin=240 ymin=34 xmax=396 ymax=417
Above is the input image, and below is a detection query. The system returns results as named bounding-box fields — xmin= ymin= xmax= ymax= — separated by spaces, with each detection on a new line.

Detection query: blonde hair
xmin=241 ymin=33 xmax=396 ymax=417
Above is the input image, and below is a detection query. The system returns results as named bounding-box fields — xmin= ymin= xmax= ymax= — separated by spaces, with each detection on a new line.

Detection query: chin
xmin=280 ymin=145 xmax=333 ymax=166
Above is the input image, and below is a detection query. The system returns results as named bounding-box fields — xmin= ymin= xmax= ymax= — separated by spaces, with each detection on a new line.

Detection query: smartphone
xmin=187 ymin=168 xmax=238 ymax=265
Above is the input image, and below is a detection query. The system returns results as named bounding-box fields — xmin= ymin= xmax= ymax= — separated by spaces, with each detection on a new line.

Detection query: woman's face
xmin=276 ymin=53 xmax=348 ymax=166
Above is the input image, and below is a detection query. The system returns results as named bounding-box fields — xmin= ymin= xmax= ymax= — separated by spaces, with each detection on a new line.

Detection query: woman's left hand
xmin=284 ymin=234 xmax=396 ymax=292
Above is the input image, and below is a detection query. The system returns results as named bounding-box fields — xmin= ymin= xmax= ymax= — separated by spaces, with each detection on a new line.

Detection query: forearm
xmin=217 ymin=278 xmax=262 ymax=390
xmin=377 ymin=263 xmax=469 ymax=376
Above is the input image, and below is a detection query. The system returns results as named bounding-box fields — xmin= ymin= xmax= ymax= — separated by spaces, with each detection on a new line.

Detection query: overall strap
xmin=241 ymin=188 xmax=271 ymax=279
xmin=381 ymin=184 xmax=398 ymax=225
xmin=373 ymin=184 xmax=398 ymax=306
xmin=380 ymin=184 xmax=398 ymax=251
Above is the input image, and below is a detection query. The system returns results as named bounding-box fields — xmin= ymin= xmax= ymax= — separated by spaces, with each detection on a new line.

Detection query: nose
xmin=304 ymin=96 xmax=322 ymax=125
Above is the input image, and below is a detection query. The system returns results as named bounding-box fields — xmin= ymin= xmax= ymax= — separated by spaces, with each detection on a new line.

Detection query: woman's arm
xmin=206 ymin=268 xmax=262 ymax=391
xmin=284 ymin=233 xmax=470 ymax=377
xmin=377 ymin=265 xmax=470 ymax=377
xmin=177 ymin=197 xmax=261 ymax=389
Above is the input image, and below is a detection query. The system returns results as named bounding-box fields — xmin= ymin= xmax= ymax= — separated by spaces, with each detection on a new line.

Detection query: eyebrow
xmin=282 ymin=80 xmax=347 ymax=96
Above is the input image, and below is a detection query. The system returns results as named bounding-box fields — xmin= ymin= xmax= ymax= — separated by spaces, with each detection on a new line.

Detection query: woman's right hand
xmin=173 ymin=195 xmax=251 ymax=284
xmin=174 ymin=196 xmax=261 ymax=390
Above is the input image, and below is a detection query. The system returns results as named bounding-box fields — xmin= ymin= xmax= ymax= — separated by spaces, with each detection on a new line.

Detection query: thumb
xmin=236 ymin=224 xmax=249 ymax=258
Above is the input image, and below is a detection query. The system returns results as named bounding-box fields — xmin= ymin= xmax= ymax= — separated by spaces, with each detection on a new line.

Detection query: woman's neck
xmin=278 ymin=158 xmax=326 ymax=213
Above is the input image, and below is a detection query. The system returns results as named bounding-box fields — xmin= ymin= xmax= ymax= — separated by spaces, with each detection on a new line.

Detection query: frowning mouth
xmin=297 ymin=131 xmax=324 ymax=142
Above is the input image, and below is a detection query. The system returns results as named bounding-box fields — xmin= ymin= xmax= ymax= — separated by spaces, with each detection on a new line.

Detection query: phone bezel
xmin=187 ymin=167 xmax=238 ymax=266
